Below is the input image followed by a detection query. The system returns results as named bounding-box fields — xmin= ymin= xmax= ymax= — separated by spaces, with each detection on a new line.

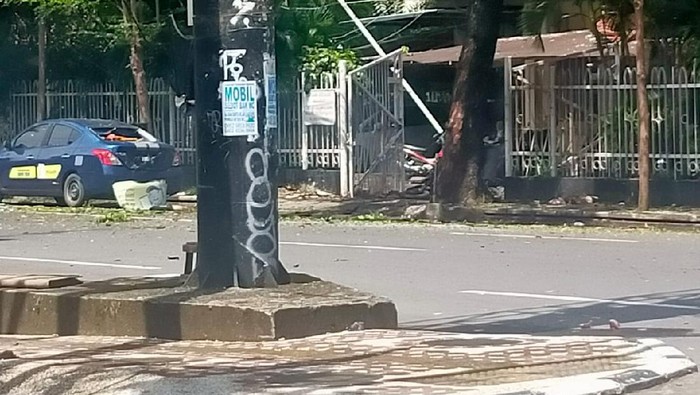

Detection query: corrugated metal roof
xmin=405 ymin=30 xmax=601 ymax=64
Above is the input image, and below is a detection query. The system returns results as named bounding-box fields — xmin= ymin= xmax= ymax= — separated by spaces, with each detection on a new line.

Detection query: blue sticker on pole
xmin=222 ymin=81 xmax=258 ymax=137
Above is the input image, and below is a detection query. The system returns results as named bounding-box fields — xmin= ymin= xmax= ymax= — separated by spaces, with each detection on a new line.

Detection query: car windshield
xmin=91 ymin=127 xmax=157 ymax=143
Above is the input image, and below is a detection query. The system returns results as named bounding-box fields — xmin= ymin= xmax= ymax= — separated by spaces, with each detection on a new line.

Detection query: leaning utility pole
xmin=191 ymin=0 xmax=289 ymax=288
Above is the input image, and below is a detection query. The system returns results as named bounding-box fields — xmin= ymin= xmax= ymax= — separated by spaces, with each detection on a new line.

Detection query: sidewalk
xmin=272 ymin=190 xmax=700 ymax=228
xmin=0 ymin=330 xmax=695 ymax=394
xmin=4 ymin=190 xmax=700 ymax=229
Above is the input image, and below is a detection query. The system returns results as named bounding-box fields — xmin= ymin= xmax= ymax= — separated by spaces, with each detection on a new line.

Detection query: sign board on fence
xmin=304 ymin=89 xmax=337 ymax=126
xmin=222 ymin=81 xmax=258 ymax=137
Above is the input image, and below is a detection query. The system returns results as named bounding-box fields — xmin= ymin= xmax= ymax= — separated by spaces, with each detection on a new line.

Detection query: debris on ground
xmin=548 ymin=197 xmax=567 ymax=206
xmin=113 ymin=180 xmax=168 ymax=211
xmin=609 ymin=319 xmax=622 ymax=330
xmin=0 ymin=350 xmax=18 ymax=360
xmin=547 ymin=195 xmax=600 ymax=206
xmin=280 ymin=184 xmax=340 ymax=201
xmin=347 ymin=321 xmax=365 ymax=331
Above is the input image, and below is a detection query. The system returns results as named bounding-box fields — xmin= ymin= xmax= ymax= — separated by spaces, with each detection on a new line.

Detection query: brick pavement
xmin=0 ymin=330 xmax=695 ymax=394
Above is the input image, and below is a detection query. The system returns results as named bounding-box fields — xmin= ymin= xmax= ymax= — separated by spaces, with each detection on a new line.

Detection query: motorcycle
xmin=402 ymin=128 xmax=505 ymax=200
xmin=403 ymin=142 xmax=441 ymax=198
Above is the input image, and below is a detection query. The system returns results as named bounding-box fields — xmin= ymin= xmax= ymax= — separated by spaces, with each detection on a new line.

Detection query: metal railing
xmin=505 ymin=57 xmax=700 ymax=180
xmin=278 ymin=74 xmax=342 ymax=170
xmin=9 ymin=79 xmax=194 ymax=165
xmin=9 ymin=61 xmax=406 ymax=198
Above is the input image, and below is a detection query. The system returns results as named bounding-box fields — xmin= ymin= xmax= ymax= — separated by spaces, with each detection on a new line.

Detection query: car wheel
xmin=59 ymin=174 xmax=87 ymax=207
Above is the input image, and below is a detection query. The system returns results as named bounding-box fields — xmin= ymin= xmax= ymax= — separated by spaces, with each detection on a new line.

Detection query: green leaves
xmin=302 ymin=45 xmax=358 ymax=77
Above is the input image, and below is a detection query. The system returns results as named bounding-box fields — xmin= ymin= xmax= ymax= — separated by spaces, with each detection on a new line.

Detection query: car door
xmin=36 ymin=123 xmax=83 ymax=194
xmin=0 ymin=124 xmax=51 ymax=195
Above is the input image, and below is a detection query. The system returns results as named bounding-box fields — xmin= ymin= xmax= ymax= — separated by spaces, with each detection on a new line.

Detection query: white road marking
xmin=460 ymin=290 xmax=700 ymax=311
xmin=280 ymin=241 xmax=425 ymax=252
xmin=450 ymin=232 xmax=638 ymax=243
xmin=0 ymin=256 xmax=161 ymax=270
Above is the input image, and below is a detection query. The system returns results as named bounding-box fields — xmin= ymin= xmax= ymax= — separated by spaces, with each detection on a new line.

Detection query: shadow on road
xmin=402 ymin=288 xmax=700 ymax=338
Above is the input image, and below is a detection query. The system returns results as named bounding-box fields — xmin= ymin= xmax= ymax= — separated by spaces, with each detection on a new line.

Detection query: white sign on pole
xmin=304 ymin=89 xmax=337 ymax=126
xmin=222 ymin=81 xmax=258 ymax=137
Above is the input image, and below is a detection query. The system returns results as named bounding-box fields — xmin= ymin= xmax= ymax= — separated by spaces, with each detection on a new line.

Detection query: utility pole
xmin=191 ymin=0 xmax=289 ymax=288
xmin=635 ymin=0 xmax=650 ymax=211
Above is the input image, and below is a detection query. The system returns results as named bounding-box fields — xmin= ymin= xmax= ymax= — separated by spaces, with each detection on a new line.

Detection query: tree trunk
xmin=37 ymin=16 xmax=47 ymax=121
xmin=635 ymin=0 xmax=650 ymax=210
xmin=435 ymin=0 xmax=504 ymax=205
xmin=122 ymin=0 xmax=152 ymax=131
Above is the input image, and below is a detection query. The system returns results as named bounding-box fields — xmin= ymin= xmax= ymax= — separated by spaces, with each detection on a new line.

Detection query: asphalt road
xmin=0 ymin=207 xmax=699 ymax=394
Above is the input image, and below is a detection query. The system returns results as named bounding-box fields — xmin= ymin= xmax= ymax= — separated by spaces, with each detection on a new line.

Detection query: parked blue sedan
xmin=0 ymin=119 xmax=182 ymax=206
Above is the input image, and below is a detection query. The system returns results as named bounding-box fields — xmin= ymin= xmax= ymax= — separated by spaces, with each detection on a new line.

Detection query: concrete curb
xmin=170 ymin=194 xmax=700 ymax=228
xmin=0 ymin=276 xmax=397 ymax=341
xmin=482 ymin=206 xmax=700 ymax=225
xmin=411 ymin=203 xmax=700 ymax=229
xmin=481 ymin=338 xmax=698 ymax=395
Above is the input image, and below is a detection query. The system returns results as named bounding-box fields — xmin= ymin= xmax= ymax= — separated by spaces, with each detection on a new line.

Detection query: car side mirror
xmin=2 ymin=140 xmax=10 ymax=150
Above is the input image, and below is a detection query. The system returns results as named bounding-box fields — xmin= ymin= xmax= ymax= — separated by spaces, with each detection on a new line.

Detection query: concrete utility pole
xmin=192 ymin=0 xmax=289 ymax=288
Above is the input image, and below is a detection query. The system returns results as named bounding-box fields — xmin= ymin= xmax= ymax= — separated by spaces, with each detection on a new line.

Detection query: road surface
xmin=0 ymin=207 xmax=698 ymax=394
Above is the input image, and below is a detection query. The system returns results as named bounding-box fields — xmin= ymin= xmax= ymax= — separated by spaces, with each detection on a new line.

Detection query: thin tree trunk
xmin=130 ymin=32 xmax=151 ymax=129
xmin=37 ymin=16 xmax=47 ymax=121
xmin=635 ymin=0 xmax=650 ymax=210
xmin=122 ymin=0 xmax=152 ymax=131
xmin=435 ymin=0 xmax=504 ymax=205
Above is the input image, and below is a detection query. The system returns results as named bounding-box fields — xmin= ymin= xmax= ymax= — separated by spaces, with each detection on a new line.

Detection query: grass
xmin=96 ymin=210 xmax=131 ymax=224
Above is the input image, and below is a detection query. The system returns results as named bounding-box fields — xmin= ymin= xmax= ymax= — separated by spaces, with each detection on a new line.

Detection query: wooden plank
xmin=0 ymin=275 xmax=82 ymax=289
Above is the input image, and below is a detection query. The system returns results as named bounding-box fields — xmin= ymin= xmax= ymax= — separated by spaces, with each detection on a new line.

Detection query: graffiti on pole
xmin=217 ymin=0 xmax=287 ymax=286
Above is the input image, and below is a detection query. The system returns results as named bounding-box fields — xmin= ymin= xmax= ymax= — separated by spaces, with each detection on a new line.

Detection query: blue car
xmin=0 ymin=119 xmax=183 ymax=207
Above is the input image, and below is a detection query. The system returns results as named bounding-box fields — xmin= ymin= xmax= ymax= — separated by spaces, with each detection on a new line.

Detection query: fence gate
xmin=348 ymin=50 xmax=405 ymax=196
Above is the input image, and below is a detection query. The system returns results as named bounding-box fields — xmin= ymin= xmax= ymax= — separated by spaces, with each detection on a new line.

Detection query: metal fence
xmin=9 ymin=61 xmax=406 ymax=197
xmin=278 ymin=74 xmax=342 ymax=170
xmin=9 ymin=79 xmax=197 ymax=165
xmin=505 ymin=57 xmax=700 ymax=180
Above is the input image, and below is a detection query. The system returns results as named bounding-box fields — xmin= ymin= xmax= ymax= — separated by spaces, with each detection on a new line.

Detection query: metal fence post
xmin=503 ymin=56 xmax=514 ymax=177
xmin=168 ymin=86 xmax=177 ymax=145
xmin=300 ymin=73 xmax=309 ymax=170
xmin=347 ymin=73 xmax=355 ymax=198
xmin=338 ymin=61 xmax=350 ymax=197
xmin=549 ymin=64 xmax=557 ymax=177
xmin=394 ymin=56 xmax=405 ymax=193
